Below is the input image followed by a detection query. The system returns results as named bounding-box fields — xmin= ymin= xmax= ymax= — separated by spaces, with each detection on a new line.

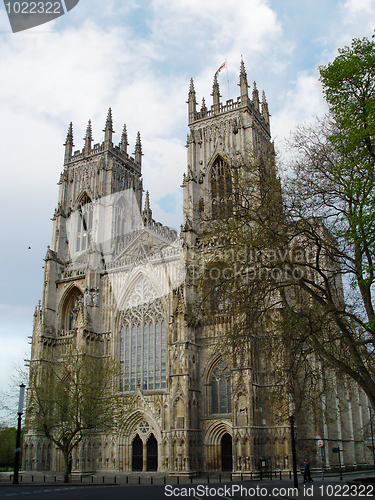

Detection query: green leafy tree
xmin=0 ymin=426 xmax=17 ymax=468
xmin=318 ymin=37 xmax=375 ymax=331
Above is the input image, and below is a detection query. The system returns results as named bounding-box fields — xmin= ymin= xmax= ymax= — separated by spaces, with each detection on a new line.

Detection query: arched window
xmin=210 ymin=284 xmax=230 ymax=314
xmin=61 ymin=288 xmax=84 ymax=332
xmin=119 ymin=277 xmax=167 ymax=391
xmin=210 ymin=157 xmax=232 ymax=218
xmin=114 ymin=203 xmax=126 ymax=237
xmin=76 ymin=194 xmax=93 ymax=252
xmin=211 ymin=360 xmax=231 ymax=414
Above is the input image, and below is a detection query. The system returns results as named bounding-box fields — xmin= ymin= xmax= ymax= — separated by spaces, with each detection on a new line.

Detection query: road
xmin=0 ymin=481 xmax=296 ymax=499
xmin=0 ymin=483 xmax=235 ymax=500
xmin=0 ymin=476 xmax=372 ymax=499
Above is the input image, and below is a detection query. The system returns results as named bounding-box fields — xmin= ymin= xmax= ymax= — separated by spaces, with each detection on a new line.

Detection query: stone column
xmin=124 ymin=443 xmax=129 ymax=471
xmin=143 ymin=442 xmax=147 ymax=472
xmin=159 ymin=443 xmax=163 ymax=471
xmin=233 ymin=440 xmax=238 ymax=472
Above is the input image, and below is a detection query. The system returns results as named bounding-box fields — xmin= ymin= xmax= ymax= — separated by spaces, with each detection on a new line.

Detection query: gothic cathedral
xmin=24 ymin=61 xmax=371 ymax=474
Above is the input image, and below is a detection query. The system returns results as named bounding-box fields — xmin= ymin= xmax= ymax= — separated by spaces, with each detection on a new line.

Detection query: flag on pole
xmin=215 ymin=62 xmax=226 ymax=75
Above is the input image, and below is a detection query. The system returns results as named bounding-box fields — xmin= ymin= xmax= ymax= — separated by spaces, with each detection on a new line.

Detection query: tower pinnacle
xmin=262 ymin=90 xmax=270 ymax=124
xmin=83 ymin=120 xmax=93 ymax=156
xmin=120 ymin=124 xmax=129 ymax=154
xmin=103 ymin=108 xmax=115 ymax=148
xmin=239 ymin=59 xmax=249 ymax=105
xmin=211 ymin=73 xmax=221 ymax=114
xmin=134 ymin=132 xmax=142 ymax=166
xmin=63 ymin=122 xmax=74 ymax=164
xmin=142 ymin=190 xmax=153 ymax=226
xmin=201 ymin=97 xmax=207 ymax=117
xmin=188 ymin=78 xmax=197 ymax=124
xmin=252 ymin=81 xmax=260 ymax=112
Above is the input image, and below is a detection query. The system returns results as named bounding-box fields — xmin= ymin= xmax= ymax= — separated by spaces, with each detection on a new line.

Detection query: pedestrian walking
xmin=303 ymin=460 xmax=313 ymax=483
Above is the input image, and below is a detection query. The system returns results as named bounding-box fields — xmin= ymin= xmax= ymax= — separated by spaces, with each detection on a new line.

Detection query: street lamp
xmin=13 ymin=383 xmax=26 ymax=485
xmin=289 ymin=415 xmax=299 ymax=490
xmin=369 ymin=407 xmax=375 ymax=470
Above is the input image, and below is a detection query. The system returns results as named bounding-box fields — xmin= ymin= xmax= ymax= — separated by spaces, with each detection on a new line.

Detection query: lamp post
xmin=370 ymin=408 xmax=375 ymax=470
xmin=289 ymin=415 xmax=299 ymax=489
xmin=13 ymin=383 xmax=25 ymax=485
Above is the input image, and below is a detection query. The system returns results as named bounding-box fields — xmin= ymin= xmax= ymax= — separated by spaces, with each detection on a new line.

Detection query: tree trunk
xmin=63 ymin=451 xmax=70 ymax=483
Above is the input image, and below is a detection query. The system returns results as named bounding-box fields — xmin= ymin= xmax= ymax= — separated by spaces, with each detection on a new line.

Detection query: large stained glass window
xmin=211 ymin=360 xmax=231 ymax=414
xmin=76 ymin=194 xmax=93 ymax=252
xmin=120 ymin=277 xmax=166 ymax=391
xmin=210 ymin=156 xmax=232 ymax=218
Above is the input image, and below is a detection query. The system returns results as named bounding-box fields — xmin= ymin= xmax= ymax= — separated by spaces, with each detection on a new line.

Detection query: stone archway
xmin=221 ymin=433 xmax=233 ymax=471
xmin=203 ymin=420 xmax=233 ymax=471
xmin=119 ymin=410 xmax=162 ymax=472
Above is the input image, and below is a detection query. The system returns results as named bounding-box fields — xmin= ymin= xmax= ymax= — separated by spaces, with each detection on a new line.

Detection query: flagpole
xmin=226 ymin=58 xmax=230 ymax=100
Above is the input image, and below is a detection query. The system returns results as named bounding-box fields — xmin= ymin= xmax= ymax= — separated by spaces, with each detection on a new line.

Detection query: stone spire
xmin=134 ymin=132 xmax=142 ymax=166
xmin=211 ymin=73 xmax=221 ymax=114
xmin=63 ymin=122 xmax=74 ymax=164
xmin=187 ymin=78 xmax=197 ymax=124
xmin=252 ymin=81 xmax=260 ymax=112
xmin=200 ymin=97 xmax=207 ymax=117
xmin=239 ymin=59 xmax=249 ymax=104
xmin=142 ymin=190 xmax=153 ymax=226
xmin=120 ymin=124 xmax=129 ymax=154
xmin=83 ymin=120 xmax=93 ymax=156
xmin=103 ymin=108 xmax=114 ymax=148
xmin=262 ymin=90 xmax=270 ymax=124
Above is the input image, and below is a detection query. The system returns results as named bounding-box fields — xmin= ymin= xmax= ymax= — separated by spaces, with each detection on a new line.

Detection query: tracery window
xmin=211 ymin=360 xmax=231 ymax=414
xmin=210 ymin=284 xmax=230 ymax=314
xmin=114 ymin=204 xmax=126 ymax=238
xmin=61 ymin=288 xmax=84 ymax=331
xmin=211 ymin=157 xmax=232 ymax=218
xmin=76 ymin=194 xmax=93 ymax=252
xmin=119 ymin=277 xmax=166 ymax=391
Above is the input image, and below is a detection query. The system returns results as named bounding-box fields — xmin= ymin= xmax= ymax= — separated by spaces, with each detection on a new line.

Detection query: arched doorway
xmin=147 ymin=434 xmax=158 ymax=471
xmin=221 ymin=433 xmax=233 ymax=471
xmin=132 ymin=435 xmax=143 ymax=471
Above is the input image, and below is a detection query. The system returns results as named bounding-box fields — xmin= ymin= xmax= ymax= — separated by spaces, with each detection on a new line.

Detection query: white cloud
xmin=334 ymin=0 xmax=375 ymax=47
xmin=271 ymin=70 xmax=328 ymax=156
xmin=341 ymin=0 xmax=375 ymax=16
xmin=148 ymin=0 xmax=285 ymax=80
xmin=151 ymin=0 xmax=281 ymax=50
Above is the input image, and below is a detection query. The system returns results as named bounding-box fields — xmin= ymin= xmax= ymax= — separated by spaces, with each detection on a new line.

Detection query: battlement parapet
xmin=191 ymin=96 xmax=268 ymax=128
xmin=66 ymin=142 xmax=140 ymax=173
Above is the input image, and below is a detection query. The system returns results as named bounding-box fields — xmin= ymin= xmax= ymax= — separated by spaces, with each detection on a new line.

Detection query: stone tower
xmin=37 ymin=109 xmax=143 ymax=349
xmin=181 ymin=61 xmax=290 ymax=472
xmin=183 ymin=59 xmax=271 ymax=237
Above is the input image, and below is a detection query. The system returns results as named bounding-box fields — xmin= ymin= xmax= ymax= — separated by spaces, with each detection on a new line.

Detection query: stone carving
xmin=84 ymin=287 xmax=99 ymax=307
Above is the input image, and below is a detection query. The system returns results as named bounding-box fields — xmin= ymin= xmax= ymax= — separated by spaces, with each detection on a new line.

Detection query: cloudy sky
xmin=0 ymin=0 xmax=374 ymax=412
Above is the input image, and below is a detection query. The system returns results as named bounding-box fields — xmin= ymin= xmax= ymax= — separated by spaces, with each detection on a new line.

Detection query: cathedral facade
xmin=24 ymin=62 xmax=371 ymax=474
